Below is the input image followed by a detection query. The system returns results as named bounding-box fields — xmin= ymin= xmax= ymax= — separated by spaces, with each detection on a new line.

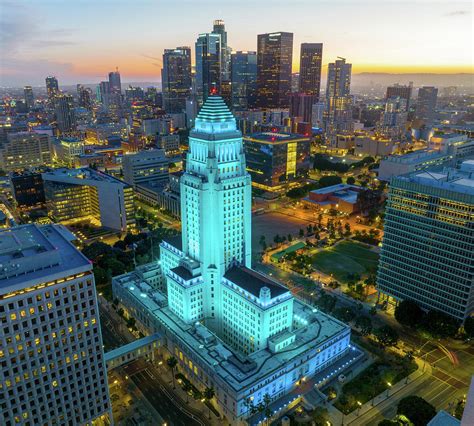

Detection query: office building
xmin=212 ymin=20 xmax=231 ymax=81
xmin=24 ymin=86 xmax=34 ymax=110
xmin=386 ymin=83 xmax=412 ymax=107
xmin=0 ymin=223 xmax=112 ymax=425
xmin=122 ymin=149 xmax=169 ymax=187
xmin=289 ymin=92 xmax=316 ymax=123
xmin=77 ymin=84 xmax=93 ymax=110
xmin=42 ymin=168 xmax=135 ymax=231
xmin=54 ymin=94 xmax=76 ymax=133
xmin=108 ymin=68 xmax=121 ymax=93
xmin=256 ymin=32 xmax=293 ymax=108
xmin=56 ymin=137 xmax=85 ymax=165
xmin=45 ymin=76 xmax=59 ymax=98
xmin=299 ymin=43 xmax=323 ymax=99
xmin=195 ymin=32 xmax=221 ymax=103
xmin=377 ymin=160 xmax=474 ymax=320
xmin=354 ymin=135 xmax=398 ymax=157
xmin=377 ymin=96 xmax=408 ymax=140
xmin=162 ymin=47 xmax=192 ymax=113
xmin=415 ymin=86 xmax=438 ymax=126
xmin=230 ymin=51 xmax=257 ymax=111
xmin=113 ymin=96 xmax=355 ymax=423
xmin=244 ymin=131 xmax=311 ymax=191
xmin=0 ymin=132 xmax=52 ymax=172
xmin=10 ymin=171 xmax=46 ymax=208
xmin=125 ymin=86 xmax=145 ymax=102
xmin=159 ymin=134 xmax=180 ymax=154
xmin=324 ymin=57 xmax=353 ymax=138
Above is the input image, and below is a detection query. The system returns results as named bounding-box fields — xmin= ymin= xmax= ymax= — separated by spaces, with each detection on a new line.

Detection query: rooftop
xmin=42 ymin=167 xmax=130 ymax=186
xmin=0 ymin=224 xmax=91 ymax=294
xmin=244 ymin=132 xmax=310 ymax=144
xmin=224 ymin=265 xmax=289 ymax=298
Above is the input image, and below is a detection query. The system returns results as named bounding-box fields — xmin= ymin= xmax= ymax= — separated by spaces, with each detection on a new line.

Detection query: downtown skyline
xmin=1 ymin=0 xmax=473 ymax=86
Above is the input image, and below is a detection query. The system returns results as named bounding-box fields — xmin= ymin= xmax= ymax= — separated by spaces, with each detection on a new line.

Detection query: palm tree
xmin=183 ymin=382 xmax=192 ymax=404
xmin=166 ymin=356 xmax=178 ymax=389
xmin=203 ymin=387 xmax=215 ymax=419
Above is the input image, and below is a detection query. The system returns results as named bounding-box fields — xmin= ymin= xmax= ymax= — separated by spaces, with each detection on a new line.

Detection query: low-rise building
xmin=122 ymin=149 xmax=169 ymax=188
xmin=354 ymin=135 xmax=398 ymax=158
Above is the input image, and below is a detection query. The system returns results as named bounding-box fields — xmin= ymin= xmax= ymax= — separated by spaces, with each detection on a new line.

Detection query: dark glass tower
xmin=108 ymin=68 xmax=122 ymax=93
xmin=45 ymin=76 xmax=59 ymax=98
xmin=161 ymin=47 xmax=192 ymax=113
xmin=256 ymin=32 xmax=293 ymax=109
xmin=299 ymin=43 xmax=323 ymax=99
xmin=195 ymin=33 xmax=221 ymax=104
xmin=231 ymin=51 xmax=257 ymax=110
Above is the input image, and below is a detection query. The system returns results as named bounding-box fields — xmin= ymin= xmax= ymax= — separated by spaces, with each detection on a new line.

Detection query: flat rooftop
xmin=42 ymin=167 xmax=129 ymax=186
xmin=0 ymin=224 xmax=92 ymax=294
xmin=244 ymin=132 xmax=310 ymax=144
xmin=114 ymin=272 xmax=349 ymax=393
xmin=383 ymin=149 xmax=448 ymax=165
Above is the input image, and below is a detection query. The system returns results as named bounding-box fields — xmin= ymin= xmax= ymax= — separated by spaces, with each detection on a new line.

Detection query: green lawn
xmin=311 ymin=240 xmax=379 ymax=283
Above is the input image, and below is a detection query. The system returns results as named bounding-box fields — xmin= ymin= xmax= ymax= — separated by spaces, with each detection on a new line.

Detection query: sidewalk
xmin=326 ymin=357 xmax=432 ymax=426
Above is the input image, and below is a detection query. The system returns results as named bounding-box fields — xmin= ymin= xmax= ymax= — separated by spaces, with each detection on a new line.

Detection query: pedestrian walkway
xmin=326 ymin=357 xmax=432 ymax=425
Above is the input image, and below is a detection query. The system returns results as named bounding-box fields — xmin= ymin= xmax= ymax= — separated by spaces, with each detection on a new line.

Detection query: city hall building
xmin=113 ymin=96 xmax=354 ymax=424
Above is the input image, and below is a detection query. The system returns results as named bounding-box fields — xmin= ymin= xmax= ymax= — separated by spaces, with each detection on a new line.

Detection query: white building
xmin=122 ymin=148 xmax=169 ymax=187
xmin=0 ymin=224 xmax=112 ymax=425
xmin=113 ymin=96 xmax=356 ymax=424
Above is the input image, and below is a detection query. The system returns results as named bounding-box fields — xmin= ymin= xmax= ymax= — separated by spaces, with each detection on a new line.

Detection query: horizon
xmin=1 ymin=0 xmax=473 ymax=87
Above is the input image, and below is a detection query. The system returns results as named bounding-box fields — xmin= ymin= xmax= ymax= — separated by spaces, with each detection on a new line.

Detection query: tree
xmin=259 ymin=235 xmax=267 ymax=252
xmin=422 ymin=309 xmax=460 ymax=338
xmin=344 ymin=222 xmax=351 ymax=237
xmin=464 ymin=316 xmax=474 ymax=338
xmin=319 ymin=175 xmax=342 ymax=188
xmin=182 ymin=382 xmax=192 ymax=404
xmin=347 ymin=176 xmax=356 ymax=185
xmin=312 ymin=406 xmax=330 ymax=426
xmin=374 ymin=325 xmax=398 ymax=347
xmin=299 ymin=228 xmax=305 ymax=238
xmin=333 ymin=307 xmax=355 ymax=323
xmin=287 ymin=233 xmax=293 ymax=242
xmin=394 ymin=300 xmax=425 ymax=328
xmin=203 ymin=387 xmax=215 ymax=419
xmin=316 ymin=294 xmax=337 ymax=313
xmin=397 ymin=396 xmax=436 ymax=426
xmin=166 ymin=356 xmax=178 ymax=389
xmin=355 ymin=315 xmax=372 ymax=336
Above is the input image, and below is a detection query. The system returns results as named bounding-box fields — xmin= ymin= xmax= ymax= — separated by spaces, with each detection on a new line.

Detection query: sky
xmin=0 ymin=0 xmax=473 ymax=87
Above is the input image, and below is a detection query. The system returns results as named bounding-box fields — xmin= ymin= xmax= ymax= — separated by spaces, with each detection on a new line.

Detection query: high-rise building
xmin=377 ymin=160 xmax=474 ymax=320
xmin=99 ymin=81 xmax=111 ymax=106
xmin=415 ymin=86 xmax=438 ymax=126
xmin=195 ymin=33 xmax=221 ymax=103
xmin=256 ymin=32 xmax=294 ymax=108
xmin=0 ymin=132 xmax=52 ymax=171
xmin=77 ymin=84 xmax=93 ymax=110
xmin=23 ymin=86 xmax=34 ymax=110
xmin=324 ymin=57 xmax=353 ymax=137
xmin=289 ymin=92 xmax=316 ymax=123
xmin=112 ymin=96 xmax=355 ymax=423
xmin=45 ymin=76 xmax=59 ymax=98
xmin=244 ymin=131 xmax=311 ymax=191
xmin=230 ymin=51 xmax=257 ymax=111
xmin=377 ymin=96 xmax=408 ymax=140
xmin=54 ymin=94 xmax=76 ymax=133
xmin=212 ymin=19 xmax=231 ymax=81
xmin=42 ymin=167 xmax=135 ymax=231
xmin=122 ymin=149 xmax=169 ymax=187
xmin=299 ymin=43 xmax=323 ymax=99
xmin=10 ymin=170 xmax=46 ymax=208
xmin=108 ymin=68 xmax=121 ymax=93
xmin=162 ymin=47 xmax=192 ymax=113
xmin=0 ymin=223 xmax=112 ymax=425
xmin=386 ymin=83 xmax=412 ymax=107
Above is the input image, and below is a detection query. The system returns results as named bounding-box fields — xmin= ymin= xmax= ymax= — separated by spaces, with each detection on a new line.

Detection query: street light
xmin=386 ymin=382 xmax=392 ymax=397
xmin=357 ymin=401 xmax=362 ymax=415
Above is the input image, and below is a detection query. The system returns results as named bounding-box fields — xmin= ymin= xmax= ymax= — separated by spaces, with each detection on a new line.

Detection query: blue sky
xmin=0 ymin=0 xmax=472 ymax=86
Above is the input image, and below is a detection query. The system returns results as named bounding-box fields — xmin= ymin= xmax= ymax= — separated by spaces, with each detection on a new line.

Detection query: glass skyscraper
xmin=195 ymin=33 xmax=221 ymax=104
xmin=299 ymin=43 xmax=323 ymax=99
xmin=45 ymin=76 xmax=59 ymax=98
xmin=230 ymin=51 xmax=257 ymax=111
xmin=415 ymin=86 xmax=438 ymax=126
xmin=161 ymin=46 xmax=192 ymax=113
xmin=256 ymin=32 xmax=293 ymax=108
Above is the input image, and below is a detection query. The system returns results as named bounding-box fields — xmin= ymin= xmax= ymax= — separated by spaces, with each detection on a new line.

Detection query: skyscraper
xmin=377 ymin=96 xmax=408 ymax=140
xmin=299 ymin=43 xmax=323 ymax=99
xmin=415 ymin=86 xmax=438 ymax=126
xmin=161 ymin=47 xmax=192 ymax=113
xmin=54 ymin=94 xmax=76 ymax=133
xmin=324 ymin=57 xmax=353 ymax=137
xmin=386 ymin=83 xmax=413 ymax=107
xmin=212 ymin=19 xmax=231 ymax=81
xmin=289 ymin=92 xmax=316 ymax=123
xmin=45 ymin=76 xmax=59 ymax=98
xmin=230 ymin=51 xmax=257 ymax=111
xmin=77 ymin=84 xmax=93 ymax=110
xmin=108 ymin=68 xmax=121 ymax=93
xmin=377 ymin=160 xmax=474 ymax=320
xmin=99 ymin=81 xmax=111 ymax=106
xmin=256 ymin=32 xmax=294 ymax=108
xmin=195 ymin=33 xmax=221 ymax=103
xmin=23 ymin=86 xmax=34 ymax=110
xmin=0 ymin=223 xmax=112 ymax=425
